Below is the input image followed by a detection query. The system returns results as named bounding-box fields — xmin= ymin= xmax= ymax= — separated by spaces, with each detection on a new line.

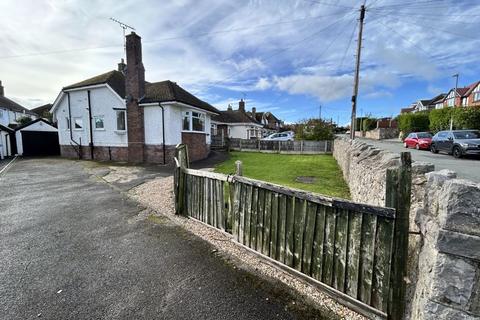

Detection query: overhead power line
xmin=0 ymin=11 xmax=348 ymax=60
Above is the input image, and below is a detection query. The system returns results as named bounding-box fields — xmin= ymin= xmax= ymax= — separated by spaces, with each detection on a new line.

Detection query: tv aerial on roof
xmin=110 ymin=17 xmax=135 ymax=55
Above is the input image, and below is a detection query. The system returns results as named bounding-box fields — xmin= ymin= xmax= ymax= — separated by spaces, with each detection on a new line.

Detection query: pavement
xmin=0 ymin=157 xmax=331 ymax=320
xmin=358 ymin=138 xmax=480 ymax=182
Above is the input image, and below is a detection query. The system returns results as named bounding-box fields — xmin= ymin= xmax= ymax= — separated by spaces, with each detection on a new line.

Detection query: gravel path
xmin=129 ymin=176 xmax=365 ymax=320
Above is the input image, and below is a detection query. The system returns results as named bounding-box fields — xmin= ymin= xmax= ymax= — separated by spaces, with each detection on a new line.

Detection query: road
xmin=0 ymin=158 xmax=329 ymax=320
xmin=359 ymin=138 xmax=480 ymax=182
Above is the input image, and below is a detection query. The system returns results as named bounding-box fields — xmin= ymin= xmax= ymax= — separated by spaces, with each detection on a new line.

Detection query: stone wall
xmin=411 ymin=170 xmax=480 ymax=319
xmin=364 ymin=128 xmax=399 ymax=140
xmin=333 ymin=137 xmax=480 ymax=319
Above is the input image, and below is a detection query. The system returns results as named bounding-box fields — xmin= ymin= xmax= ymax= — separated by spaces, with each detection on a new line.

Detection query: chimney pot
xmin=252 ymin=107 xmax=256 ymax=117
xmin=118 ymin=58 xmax=126 ymax=73
xmin=227 ymin=104 xmax=232 ymax=111
xmin=239 ymin=99 xmax=245 ymax=112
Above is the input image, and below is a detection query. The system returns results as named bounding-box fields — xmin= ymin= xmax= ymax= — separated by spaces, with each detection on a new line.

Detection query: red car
xmin=404 ymin=132 xmax=433 ymax=150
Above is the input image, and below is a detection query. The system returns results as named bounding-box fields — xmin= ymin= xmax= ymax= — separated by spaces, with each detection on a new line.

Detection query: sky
xmin=0 ymin=0 xmax=479 ymax=125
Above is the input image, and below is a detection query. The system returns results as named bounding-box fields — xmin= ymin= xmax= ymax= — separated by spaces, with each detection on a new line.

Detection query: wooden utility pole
xmin=350 ymin=5 xmax=366 ymax=140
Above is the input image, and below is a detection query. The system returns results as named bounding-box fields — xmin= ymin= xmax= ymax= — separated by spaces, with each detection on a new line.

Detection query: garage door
xmin=21 ymin=131 xmax=60 ymax=156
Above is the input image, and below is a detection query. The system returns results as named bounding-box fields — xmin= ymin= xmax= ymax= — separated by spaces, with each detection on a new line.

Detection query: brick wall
xmin=60 ymin=145 xmax=128 ymax=162
xmin=181 ymin=132 xmax=209 ymax=161
xmin=144 ymin=144 xmax=176 ymax=164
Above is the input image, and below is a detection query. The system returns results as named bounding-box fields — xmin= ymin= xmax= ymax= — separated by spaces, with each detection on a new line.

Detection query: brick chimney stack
xmin=227 ymin=104 xmax=233 ymax=111
xmin=125 ymin=32 xmax=145 ymax=163
xmin=0 ymin=81 xmax=4 ymax=97
xmin=239 ymin=99 xmax=245 ymax=112
xmin=251 ymin=107 xmax=256 ymax=119
xmin=118 ymin=58 xmax=126 ymax=73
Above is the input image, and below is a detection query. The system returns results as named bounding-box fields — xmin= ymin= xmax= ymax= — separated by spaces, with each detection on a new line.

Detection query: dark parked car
xmin=430 ymin=130 xmax=480 ymax=158
xmin=403 ymin=132 xmax=432 ymax=150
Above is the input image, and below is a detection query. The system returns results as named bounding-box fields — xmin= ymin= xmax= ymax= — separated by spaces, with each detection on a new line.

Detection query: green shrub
xmin=429 ymin=106 xmax=480 ymax=132
xmin=397 ymin=112 xmax=430 ymax=137
xmin=429 ymin=108 xmax=452 ymax=133
xmin=295 ymin=118 xmax=334 ymax=141
xmin=361 ymin=117 xmax=377 ymax=132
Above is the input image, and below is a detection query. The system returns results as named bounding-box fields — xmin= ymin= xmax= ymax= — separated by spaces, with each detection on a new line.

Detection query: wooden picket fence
xmin=174 ymin=144 xmax=411 ymax=320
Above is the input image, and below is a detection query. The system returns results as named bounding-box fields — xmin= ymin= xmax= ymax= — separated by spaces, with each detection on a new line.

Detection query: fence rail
xmin=212 ymin=138 xmax=333 ymax=154
xmin=174 ymin=144 xmax=411 ymax=320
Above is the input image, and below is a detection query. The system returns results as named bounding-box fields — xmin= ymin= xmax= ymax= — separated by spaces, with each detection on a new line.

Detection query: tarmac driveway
xmin=0 ymin=158 xmax=325 ymax=320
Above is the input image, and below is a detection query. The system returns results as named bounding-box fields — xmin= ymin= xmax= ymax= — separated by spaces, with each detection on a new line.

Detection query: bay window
xmin=182 ymin=110 xmax=205 ymax=132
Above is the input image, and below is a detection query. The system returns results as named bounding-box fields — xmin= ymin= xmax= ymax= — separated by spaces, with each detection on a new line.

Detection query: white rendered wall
xmin=54 ymin=86 xmax=127 ymax=147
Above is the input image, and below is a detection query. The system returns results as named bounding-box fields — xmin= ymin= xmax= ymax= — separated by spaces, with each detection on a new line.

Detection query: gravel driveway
xmin=0 ymin=158 xmax=333 ymax=320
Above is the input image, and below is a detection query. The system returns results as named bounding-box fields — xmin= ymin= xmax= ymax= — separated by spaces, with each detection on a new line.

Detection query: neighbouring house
xmin=247 ymin=108 xmax=283 ymax=136
xmin=50 ymin=32 xmax=219 ymax=164
xmin=400 ymin=104 xmax=416 ymax=114
xmin=14 ymin=118 xmax=59 ymax=156
xmin=0 ymin=124 xmax=14 ymax=158
xmin=31 ymin=103 xmax=53 ymax=122
xmin=0 ymin=81 xmax=38 ymax=128
xmin=441 ymin=80 xmax=480 ymax=108
xmin=211 ymin=100 xmax=263 ymax=140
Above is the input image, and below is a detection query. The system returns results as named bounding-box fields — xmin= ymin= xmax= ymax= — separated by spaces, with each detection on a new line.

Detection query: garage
xmin=15 ymin=119 xmax=59 ymax=156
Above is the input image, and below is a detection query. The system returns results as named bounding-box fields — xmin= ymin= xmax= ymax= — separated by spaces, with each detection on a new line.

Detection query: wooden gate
xmin=174 ymin=145 xmax=411 ymax=320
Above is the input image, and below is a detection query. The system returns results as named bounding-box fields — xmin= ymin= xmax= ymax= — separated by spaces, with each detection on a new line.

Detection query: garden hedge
xmin=397 ymin=106 xmax=480 ymax=137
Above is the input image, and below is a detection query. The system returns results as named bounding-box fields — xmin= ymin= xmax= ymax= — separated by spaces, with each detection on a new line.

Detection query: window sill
xmin=182 ymin=130 xmax=207 ymax=135
xmin=114 ymin=130 xmax=127 ymax=135
xmin=94 ymin=128 xmax=106 ymax=131
xmin=73 ymin=129 xmax=83 ymax=131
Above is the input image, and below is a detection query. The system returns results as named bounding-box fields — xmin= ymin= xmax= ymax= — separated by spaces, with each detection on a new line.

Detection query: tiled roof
xmin=212 ymin=109 xmax=259 ymax=124
xmin=0 ymin=95 xmax=37 ymax=116
xmin=429 ymin=93 xmax=446 ymax=104
xmin=63 ymin=70 xmax=126 ymax=98
xmin=31 ymin=103 xmax=53 ymax=116
xmin=142 ymin=81 xmax=219 ymax=113
xmin=62 ymin=71 xmax=218 ymax=114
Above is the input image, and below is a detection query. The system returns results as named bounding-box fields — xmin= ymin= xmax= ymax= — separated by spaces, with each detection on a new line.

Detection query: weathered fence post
xmin=239 ymin=139 xmax=242 ymax=151
xmin=300 ymin=140 xmax=304 ymax=154
xmin=386 ymin=152 xmax=412 ymax=320
xmin=174 ymin=144 xmax=189 ymax=216
xmin=235 ymin=160 xmax=243 ymax=176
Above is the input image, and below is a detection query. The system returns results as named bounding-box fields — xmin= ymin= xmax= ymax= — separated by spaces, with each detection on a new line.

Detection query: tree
xmin=17 ymin=116 xmax=33 ymax=126
xmin=294 ymin=118 xmax=334 ymax=140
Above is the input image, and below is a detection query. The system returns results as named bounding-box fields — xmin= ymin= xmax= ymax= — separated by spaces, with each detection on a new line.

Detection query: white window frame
xmin=182 ymin=110 xmax=205 ymax=133
xmin=115 ymin=110 xmax=126 ymax=131
xmin=474 ymin=85 xmax=480 ymax=102
xmin=0 ymin=109 xmax=3 ymax=118
xmin=93 ymin=115 xmax=105 ymax=130
xmin=73 ymin=117 xmax=83 ymax=131
xmin=211 ymin=123 xmax=217 ymax=136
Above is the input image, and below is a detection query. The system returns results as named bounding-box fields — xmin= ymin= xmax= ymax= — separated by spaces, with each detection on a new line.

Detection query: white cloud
xmin=0 ymin=0 xmax=479 ymax=110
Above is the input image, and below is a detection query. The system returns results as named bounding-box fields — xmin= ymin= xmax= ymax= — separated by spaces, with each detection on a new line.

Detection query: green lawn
xmin=214 ymin=152 xmax=350 ymax=199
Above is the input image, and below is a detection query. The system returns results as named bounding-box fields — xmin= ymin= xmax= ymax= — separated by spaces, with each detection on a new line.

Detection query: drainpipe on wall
xmin=87 ymin=90 xmax=94 ymax=160
xmin=159 ymin=103 xmax=166 ymax=165
xmin=67 ymin=92 xmax=82 ymax=159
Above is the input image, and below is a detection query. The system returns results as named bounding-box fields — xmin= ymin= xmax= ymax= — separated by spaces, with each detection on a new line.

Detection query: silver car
xmin=261 ymin=131 xmax=294 ymax=141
